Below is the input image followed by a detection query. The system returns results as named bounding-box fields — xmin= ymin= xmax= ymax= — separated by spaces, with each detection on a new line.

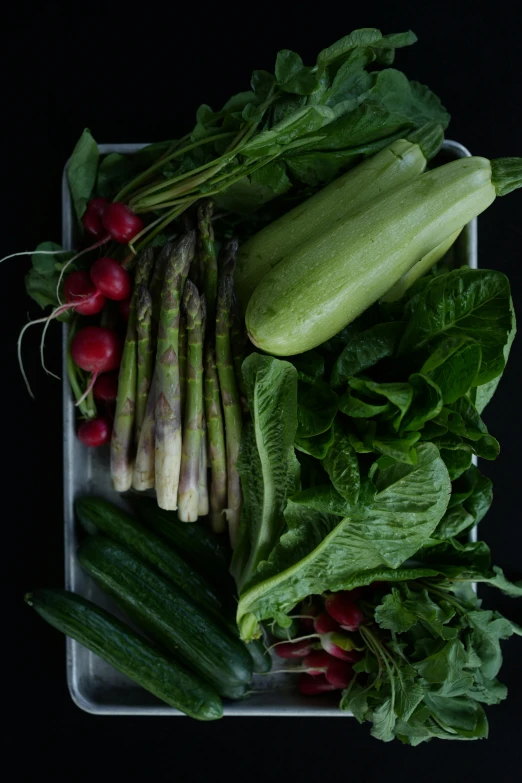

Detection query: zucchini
xmin=136 ymin=498 xmax=230 ymax=580
xmin=75 ymin=496 xmax=234 ymax=629
xmin=236 ymin=133 xmax=435 ymax=308
xmin=380 ymin=228 xmax=462 ymax=303
xmin=77 ymin=535 xmax=253 ymax=699
xmin=246 ymin=157 xmax=497 ymax=356
xmin=26 ymin=588 xmax=223 ymax=720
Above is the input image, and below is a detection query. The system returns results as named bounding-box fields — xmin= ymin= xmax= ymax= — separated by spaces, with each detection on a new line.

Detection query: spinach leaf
xmin=294 ymin=428 xmax=334 ymax=459
xmin=474 ymin=297 xmax=517 ymax=413
xmin=231 ymin=355 xmax=300 ymax=591
xmin=322 ymin=425 xmax=360 ymax=504
xmin=421 ymin=336 xmax=482 ymax=404
xmin=401 ymin=373 xmax=443 ymax=431
xmin=97 ymin=153 xmax=138 ymax=198
xmin=399 ymin=269 xmax=512 ymax=385
xmin=331 ymin=321 xmax=405 ymax=388
xmin=297 ymin=378 xmax=338 ymax=437
xmin=67 ymin=128 xmax=99 ymax=221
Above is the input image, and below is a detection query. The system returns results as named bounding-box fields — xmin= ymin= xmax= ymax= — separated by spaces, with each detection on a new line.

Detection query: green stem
xmin=130 ymin=154 xmax=235 ymax=207
xmin=133 ymin=200 xmax=197 ymax=254
xmin=114 ymin=132 xmax=233 ymax=202
xmin=67 ymin=319 xmax=96 ymax=419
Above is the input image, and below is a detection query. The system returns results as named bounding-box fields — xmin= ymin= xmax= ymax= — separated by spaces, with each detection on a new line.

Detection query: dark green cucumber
xmin=77 ymin=536 xmax=253 ymax=699
xmin=26 ymin=588 xmax=222 ymax=720
xmin=246 ymin=637 xmax=272 ymax=674
xmin=75 ymin=496 xmax=234 ymax=630
xmin=136 ymin=499 xmax=230 ymax=580
xmin=271 ymin=619 xmax=300 ymax=640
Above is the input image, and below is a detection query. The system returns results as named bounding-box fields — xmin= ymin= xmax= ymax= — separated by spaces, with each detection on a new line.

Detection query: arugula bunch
xmin=342 ymin=580 xmax=521 ymax=743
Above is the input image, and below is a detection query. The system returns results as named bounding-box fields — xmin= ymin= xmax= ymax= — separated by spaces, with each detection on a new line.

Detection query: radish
xmin=325 ymin=658 xmax=354 ymax=689
xmin=303 ymin=650 xmax=331 ymax=675
xmin=313 ymin=614 xmax=360 ymax=660
xmin=70 ymin=326 xmax=122 ymax=404
xmin=298 ymin=673 xmax=338 ymax=696
xmin=77 ymin=416 xmax=112 ymax=447
xmin=274 ymin=639 xmax=315 ymax=659
xmin=82 ymin=197 xmax=109 ymax=238
xmin=313 ymin=613 xmax=340 ymax=635
xmin=90 ymin=258 xmax=131 ymax=301
xmin=102 ymin=202 xmax=144 ymax=244
xmin=325 ymin=592 xmax=365 ymax=631
xmin=119 ymin=297 xmax=131 ymax=322
xmin=64 ymin=270 xmax=106 ymax=316
xmin=93 ymin=371 xmax=119 ymax=401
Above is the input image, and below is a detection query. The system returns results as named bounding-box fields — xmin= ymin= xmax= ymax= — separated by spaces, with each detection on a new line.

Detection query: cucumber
xmin=136 ymin=498 xmax=230 ymax=580
xmin=77 ymin=535 xmax=253 ymax=699
xmin=235 ymin=136 xmax=430 ymax=309
xmin=270 ymin=618 xmax=300 ymax=640
xmin=76 ymin=496 xmax=234 ymax=629
xmin=246 ymin=157 xmax=497 ymax=356
xmin=246 ymin=637 xmax=272 ymax=674
xmin=26 ymin=588 xmax=222 ymax=720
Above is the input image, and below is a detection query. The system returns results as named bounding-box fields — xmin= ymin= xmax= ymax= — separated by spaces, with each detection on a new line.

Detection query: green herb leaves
xmin=340 ymin=580 xmax=519 ymax=743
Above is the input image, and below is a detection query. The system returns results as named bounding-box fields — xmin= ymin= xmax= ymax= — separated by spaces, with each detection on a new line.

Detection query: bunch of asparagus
xmin=110 ymin=202 xmax=247 ymax=543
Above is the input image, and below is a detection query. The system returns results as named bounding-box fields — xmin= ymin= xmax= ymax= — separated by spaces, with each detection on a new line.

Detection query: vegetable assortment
xmin=19 ymin=26 xmax=522 ymax=741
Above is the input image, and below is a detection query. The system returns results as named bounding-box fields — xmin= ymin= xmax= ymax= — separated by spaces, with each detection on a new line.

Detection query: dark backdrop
xmin=3 ymin=1 xmax=521 ymax=779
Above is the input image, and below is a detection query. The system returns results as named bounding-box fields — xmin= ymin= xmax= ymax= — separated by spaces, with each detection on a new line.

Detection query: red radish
xmin=325 ymin=592 xmax=365 ymax=631
xmin=64 ymin=270 xmax=106 ymax=316
xmin=88 ymin=197 xmax=109 ymax=216
xmin=314 ymin=613 xmax=340 ymax=635
xmin=325 ymin=658 xmax=354 ymax=689
xmin=320 ymin=633 xmax=359 ymax=661
xmin=300 ymin=617 xmax=315 ymax=632
xmin=274 ymin=639 xmax=315 ymax=659
xmin=77 ymin=416 xmax=111 ymax=447
xmin=119 ymin=297 xmax=131 ymax=322
xmin=81 ymin=198 xmax=109 ymax=238
xmin=93 ymin=371 xmax=119 ymax=401
xmin=71 ymin=327 xmax=122 ymax=374
xmin=102 ymin=202 xmax=144 ymax=244
xmin=298 ymin=674 xmax=338 ymax=696
xmin=90 ymin=257 xmax=131 ymax=301
xmin=303 ymin=650 xmax=331 ymax=675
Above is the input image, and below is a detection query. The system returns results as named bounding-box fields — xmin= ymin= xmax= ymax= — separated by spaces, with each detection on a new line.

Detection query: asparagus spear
xmin=135 ymin=284 xmax=153 ymax=445
xmin=204 ymin=343 xmax=227 ymax=533
xmin=155 ymin=232 xmax=195 ymax=510
xmin=132 ymin=369 xmax=157 ymax=490
xmin=150 ymin=241 xmax=176 ymax=333
xmin=111 ymin=295 xmax=138 ymax=493
xmin=197 ymin=296 xmax=209 ymax=517
xmin=178 ymin=313 xmax=187 ymax=420
xmin=134 ymin=247 xmax=155 ymax=288
xmin=216 ymin=239 xmax=243 ymax=545
xmin=178 ymin=281 xmax=204 ymax=522
xmin=197 ymin=199 xmax=218 ymax=325
xmin=198 ymin=417 xmax=210 ymax=517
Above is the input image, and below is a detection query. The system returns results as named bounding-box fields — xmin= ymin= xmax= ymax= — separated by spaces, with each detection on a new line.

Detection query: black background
xmin=4 ymin=1 xmax=522 ymax=779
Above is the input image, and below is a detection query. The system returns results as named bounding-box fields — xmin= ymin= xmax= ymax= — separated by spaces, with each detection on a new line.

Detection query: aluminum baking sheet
xmin=62 ymin=140 xmax=478 ymax=715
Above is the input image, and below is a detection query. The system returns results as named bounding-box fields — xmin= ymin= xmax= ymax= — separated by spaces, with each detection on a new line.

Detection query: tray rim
xmin=62 ymin=139 xmax=478 ymax=716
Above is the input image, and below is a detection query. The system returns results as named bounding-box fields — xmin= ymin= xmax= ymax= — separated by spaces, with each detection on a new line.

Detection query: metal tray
xmin=62 ymin=140 xmax=478 ymax=716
